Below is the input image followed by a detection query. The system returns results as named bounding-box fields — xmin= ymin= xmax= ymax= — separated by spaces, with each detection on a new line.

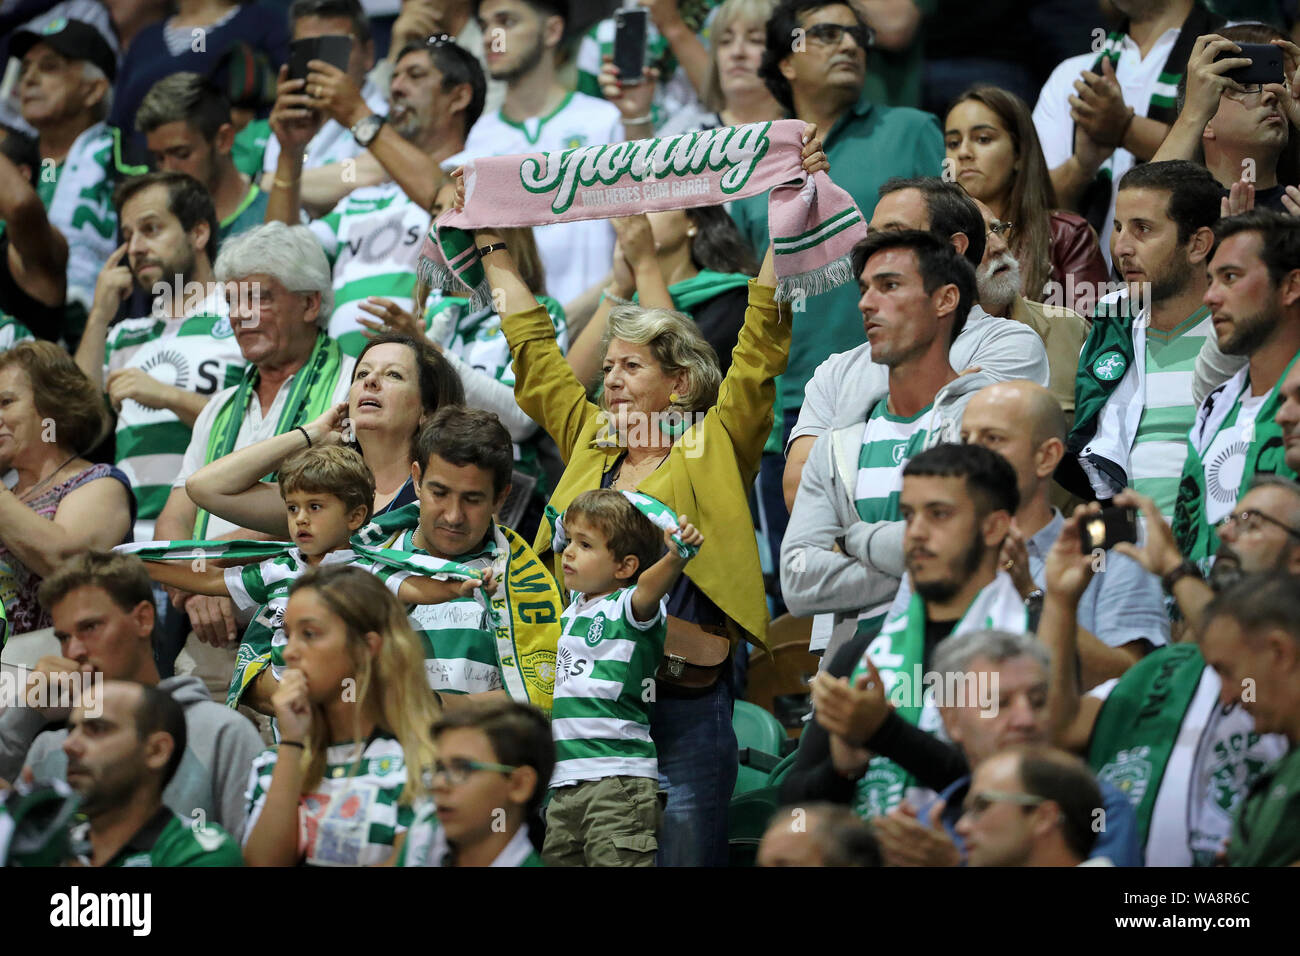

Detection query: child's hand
xmin=673 ymin=515 xmax=704 ymax=551
xmin=454 ymin=567 xmax=495 ymax=597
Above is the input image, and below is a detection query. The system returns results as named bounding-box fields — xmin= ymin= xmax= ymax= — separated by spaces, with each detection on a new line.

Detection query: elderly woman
xmin=0 ymin=342 xmax=134 ymax=637
xmin=567 ymin=207 xmax=759 ymax=386
xmin=463 ymin=127 xmax=827 ymax=866
xmin=184 ymin=331 xmax=465 ymax=533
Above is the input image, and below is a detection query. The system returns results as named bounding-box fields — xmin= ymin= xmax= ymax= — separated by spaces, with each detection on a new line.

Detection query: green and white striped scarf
xmin=194 ymin=333 xmax=343 ymax=538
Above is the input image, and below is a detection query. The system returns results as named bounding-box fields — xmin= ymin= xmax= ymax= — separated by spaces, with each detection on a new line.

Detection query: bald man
xmin=756 ymin=803 xmax=881 ymax=868
xmin=885 ymin=380 xmax=1167 ymax=688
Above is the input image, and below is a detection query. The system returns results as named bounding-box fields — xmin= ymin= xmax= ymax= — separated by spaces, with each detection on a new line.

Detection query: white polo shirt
xmin=1032 ymin=27 xmax=1180 ymax=265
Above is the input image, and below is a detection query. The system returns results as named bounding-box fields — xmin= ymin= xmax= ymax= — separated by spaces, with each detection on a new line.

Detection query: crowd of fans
xmin=0 ymin=0 xmax=1297 ymax=870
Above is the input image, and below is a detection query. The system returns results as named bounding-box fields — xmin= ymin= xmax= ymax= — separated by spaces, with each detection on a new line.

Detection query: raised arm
xmin=1040 ymin=506 xmax=1105 ymax=752
xmin=305 ymin=60 xmax=448 ymax=211
xmin=1113 ymin=488 xmax=1215 ymax=633
xmin=263 ymin=66 xmax=324 ymax=226
xmin=477 ymin=226 xmax=598 ymax=460
xmin=631 ymin=520 xmax=702 ymax=621
xmin=75 ymin=244 xmax=133 ymax=391
xmin=0 ymin=151 xmax=67 ymax=310
xmin=186 ymin=402 xmax=348 ymax=536
xmin=243 ymin=671 xmax=312 ymax=866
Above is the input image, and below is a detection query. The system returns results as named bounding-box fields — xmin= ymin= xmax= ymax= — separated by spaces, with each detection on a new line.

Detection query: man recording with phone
xmin=1041 ymin=488 xmax=1292 ymax=866
xmin=1153 ymin=27 xmax=1297 ymax=213
xmin=265 ymin=33 xmax=486 ymax=355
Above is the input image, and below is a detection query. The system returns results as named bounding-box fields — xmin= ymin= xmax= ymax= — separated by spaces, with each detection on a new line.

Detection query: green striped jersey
xmin=243 ymin=734 xmax=414 ymax=866
xmin=392 ymin=528 xmax=502 ymax=696
xmin=398 ymin=807 xmax=543 ymax=867
xmin=0 ymin=313 xmax=35 ymax=351
xmin=1130 ymin=308 xmax=1214 ymax=519
xmin=309 ymin=182 xmax=429 ymax=358
xmin=225 ymin=548 xmax=410 ymax=691
xmin=103 ymin=299 xmax=247 ymax=526
xmin=74 ymin=812 xmax=244 ymax=867
xmin=853 ymin=399 xmax=933 ymax=636
xmin=424 ymin=292 xmax=568 ymax=492
xmin=551 ymin=587 xmax=665 ymax=788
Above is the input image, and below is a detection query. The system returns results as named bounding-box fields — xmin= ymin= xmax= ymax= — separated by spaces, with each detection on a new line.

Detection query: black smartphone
xmin=1217 ymin=41 xmax=1285 ymax=86
xmin=613 ymin=7 xmax=648 ymax=85
xmin=1080 ymin=507 xmax=1139 ymax=553
xmin=288 ymin=35 xmax=353 ymax=82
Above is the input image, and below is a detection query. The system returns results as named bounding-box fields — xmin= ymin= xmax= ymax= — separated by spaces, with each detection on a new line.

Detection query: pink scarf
xmin=418 ymin=119 xmax=866 ymax=307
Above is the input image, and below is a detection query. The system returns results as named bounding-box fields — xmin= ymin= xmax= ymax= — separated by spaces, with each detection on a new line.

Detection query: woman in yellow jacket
xmin=461 ymin=131 xmax=824 ymax=866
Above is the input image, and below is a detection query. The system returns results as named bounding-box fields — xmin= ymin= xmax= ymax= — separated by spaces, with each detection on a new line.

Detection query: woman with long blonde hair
xmin=242 ymin=565 xmax=439 ymax=866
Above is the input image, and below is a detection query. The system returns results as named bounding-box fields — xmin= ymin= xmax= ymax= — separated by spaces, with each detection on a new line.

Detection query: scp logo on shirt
xmin=584 ymin=615 xmax=606 ymax=647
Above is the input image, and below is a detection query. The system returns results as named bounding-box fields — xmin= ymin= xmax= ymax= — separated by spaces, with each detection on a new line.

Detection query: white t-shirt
xmin=1088 ymin=669 xmax=1288 ymax=867
xmin=173 ymin=353 xmax=355 ymax=539
xmin=446 ymin=91 xmax=623 ymax=305
xmin=1032 ymin=28 xmax=1180 ymax=265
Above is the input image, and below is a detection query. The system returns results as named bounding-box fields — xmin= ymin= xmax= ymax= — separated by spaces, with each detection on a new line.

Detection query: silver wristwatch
xmin=351 ymin=113 xmax=385 ymax=148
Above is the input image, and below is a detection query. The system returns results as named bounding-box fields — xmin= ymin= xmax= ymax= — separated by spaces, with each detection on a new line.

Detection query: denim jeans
xmin=650 ymin=673 xmax=738 ymax=866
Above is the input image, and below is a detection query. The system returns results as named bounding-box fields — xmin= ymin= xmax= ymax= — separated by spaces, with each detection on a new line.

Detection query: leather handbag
xmin=658 ymin=616 xmax=731 ymax=690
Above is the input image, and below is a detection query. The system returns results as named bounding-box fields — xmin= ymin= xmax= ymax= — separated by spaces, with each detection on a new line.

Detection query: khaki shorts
xmin=542 ymin=775 xmax=664 ymax=867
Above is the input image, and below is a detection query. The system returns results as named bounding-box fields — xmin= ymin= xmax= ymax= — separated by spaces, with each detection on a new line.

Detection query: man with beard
xmin=74 ymin=172 xmax=247 ymax=543
xmin=1040 ymin=496 xmax=1289 ymax=866
xmin=266 ymin=36 xmax=485 ymax=355
xmin=783 ymin=442 xmax=1029 ymax=820
xmin=970 ymin=199 xmax=1090 ymax=430
xmin=445 ymin=0 xmax=623 ymax=308
xmin=136 ymin=73 xmax=269 ymax=242
xmin=1153 ymin=26 xmax=1295 ymax=212
xmin=1069 ymin=160 xmax=1223 ymax=521
xmin=1174 ymin=210 xmax=1300 ymax=565
xmin=62 ymin=681 xmax=244 ymax=866
xmin=888 ymin=379 xmax=1166 ymax=687
xmin=782 ymin=231 xmax=995 ymax=643
xmin=0 ymin=552 xmax=263 ymax=843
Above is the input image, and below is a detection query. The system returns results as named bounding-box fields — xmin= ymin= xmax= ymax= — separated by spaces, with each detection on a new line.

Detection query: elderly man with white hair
xmin=153 ymin=221 xmax=355 ymax=663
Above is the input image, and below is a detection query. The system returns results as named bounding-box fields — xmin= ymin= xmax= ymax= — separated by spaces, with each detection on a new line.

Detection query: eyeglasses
xmin=1224 ymin=79 xmax=1290 ymax=102
xmin=987 ymin=220 xmax=1015 ymax=240
xmin=1215 ymin=509 xmax=1300 ymax=540
xmin=961 ymin=789 xmax=1046 ymax=818
xmin=428 ymin=757 xmax=518 ymax=787
xmin=805 ymin=22 xmax=874 ymax=50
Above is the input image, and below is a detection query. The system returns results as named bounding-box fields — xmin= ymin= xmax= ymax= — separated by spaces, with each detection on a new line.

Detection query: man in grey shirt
xmin=0 ymin=552 xmax=262 ymax=840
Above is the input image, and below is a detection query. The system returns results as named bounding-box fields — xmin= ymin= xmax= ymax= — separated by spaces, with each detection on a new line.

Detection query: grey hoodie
xmin=0 ymin=675 xmax=263 ymax=842
xmin=780 ymin=310 xmax=1051 ymax=625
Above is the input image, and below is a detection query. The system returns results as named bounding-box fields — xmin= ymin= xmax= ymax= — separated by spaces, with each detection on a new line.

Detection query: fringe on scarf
xmin=774 ymin=253 xmax=856 ymax=304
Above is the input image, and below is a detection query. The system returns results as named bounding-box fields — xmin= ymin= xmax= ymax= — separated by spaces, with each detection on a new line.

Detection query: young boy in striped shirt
xmin=139 ymin=445 xmax=490 ymax=710
xmin=544 ymin=489 xmax=704 ymax=867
